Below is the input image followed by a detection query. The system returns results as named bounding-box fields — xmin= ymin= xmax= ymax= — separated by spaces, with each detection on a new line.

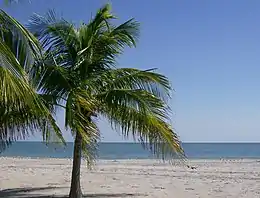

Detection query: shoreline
xmin=1 ymin=157 xmax=260 ymax=197
xmin=1 ymin=156 xmax=260 ymax=161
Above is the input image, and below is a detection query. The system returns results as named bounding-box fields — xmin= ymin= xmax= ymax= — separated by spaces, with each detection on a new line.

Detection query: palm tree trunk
xmin=69 ymin=132 xmax=83 ymax=198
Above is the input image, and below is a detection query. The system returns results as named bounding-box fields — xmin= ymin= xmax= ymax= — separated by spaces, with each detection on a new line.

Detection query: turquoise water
xmin=1 ymin=142 xmax=260 ymax=159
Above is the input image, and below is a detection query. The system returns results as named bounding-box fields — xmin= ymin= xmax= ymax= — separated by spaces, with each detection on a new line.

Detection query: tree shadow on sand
xmin=0 ymin=187 xmax=146 ymax=197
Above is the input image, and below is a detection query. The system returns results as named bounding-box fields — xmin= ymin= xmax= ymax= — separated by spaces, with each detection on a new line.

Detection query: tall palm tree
xmin=0 ymin=9 xmax=64 ymax=152
xmin=28 ymin=4 xmax=184 ymax=198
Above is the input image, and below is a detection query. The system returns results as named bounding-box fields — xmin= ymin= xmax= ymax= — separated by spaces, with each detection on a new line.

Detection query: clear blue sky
xmin=3 ymin=0 xmax=260 ymax=142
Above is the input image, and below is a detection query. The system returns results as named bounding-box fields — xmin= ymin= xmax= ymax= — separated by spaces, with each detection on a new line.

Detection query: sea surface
xmin=1 ymin=142 xmax=260 ymax=159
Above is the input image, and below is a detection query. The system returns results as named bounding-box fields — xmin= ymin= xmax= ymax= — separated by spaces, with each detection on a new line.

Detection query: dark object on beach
xmin=187 ymin=165 xmax=197 ymax=170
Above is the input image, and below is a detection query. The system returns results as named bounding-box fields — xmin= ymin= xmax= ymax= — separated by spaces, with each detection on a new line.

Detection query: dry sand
xmin=0 ymin=157 xmax=260 ymax=197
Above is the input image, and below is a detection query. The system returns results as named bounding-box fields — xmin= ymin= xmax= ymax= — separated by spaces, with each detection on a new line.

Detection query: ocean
xmin=1 ymin=142 xmax=260 ymax=159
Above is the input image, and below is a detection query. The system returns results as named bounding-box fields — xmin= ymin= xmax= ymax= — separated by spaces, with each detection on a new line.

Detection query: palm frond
xmin=87 ymin=18 xmax=139 ymax=67
xmin=84 ymin=68 xmax=172 ymax=102
xmin=0 ymin=9 xmax=41 ymax=72
xmin=4 ymin=0 xmax=28 ymax=5
xmin=108 ymin=18 xmax=139 ymax=48
xmin=36 ymin=63 xmax=74 ymax=98
xmin=0 ymin=65 xmax=65 ymax=152
xmin=87 ymin=3 xmax=115 ymax=31
xmin=96 ymin=89 xmax=170 ymax=120
xmin=38 ymin=93 xmax=61 ymax=113
xmin=94 ymin=76 xmax=182 ymax=160
xmin=0 ymin=39 xmax=27 ymax=80
xmin=0 ymin=10 xmax=65 ymax=151
xmin=28 ymin=10 xmax=79 ymax=68
xmin=102 ymin=103 xmax=184 ymax=160
xmin=74 ymin=4 xmax=139 ymax=79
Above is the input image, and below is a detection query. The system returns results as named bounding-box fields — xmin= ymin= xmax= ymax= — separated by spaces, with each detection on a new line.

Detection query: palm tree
xmin=27 ymin=4 xmax=184 ymax=198
xmin=0 ymin=9 xmax=64 ymax=152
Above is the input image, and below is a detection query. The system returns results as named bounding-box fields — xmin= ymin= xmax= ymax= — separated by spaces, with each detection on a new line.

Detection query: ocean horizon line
xmin=17 ymin=141 xmax=260 ymax=144
xmin=3 ymin=141 xmax=260 ymax=159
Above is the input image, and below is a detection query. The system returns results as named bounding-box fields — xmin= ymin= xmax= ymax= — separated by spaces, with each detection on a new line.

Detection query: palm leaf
xmin=91 ymin=70 xmax=182 ymax=160
xmin=0 ymin=65 xmax=65 ymax=151
xmin=0 ymin=10 xmax=65 ymax=152
xmin=102 ymin=103 xmax=184 ymax=160
xmin=96 ymin=89 xmax=169 ymax=120
xmin=0 ymin=9 xmax=41 ymax=71
xmin=84 ymin=68 xmax=172 ymax=102
xmin=28 ymin=10 xmax=79 ymax=64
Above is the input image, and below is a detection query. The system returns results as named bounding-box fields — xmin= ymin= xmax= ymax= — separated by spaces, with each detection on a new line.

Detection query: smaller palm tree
xmin=28 ymin=4 xmax=184 ymax=198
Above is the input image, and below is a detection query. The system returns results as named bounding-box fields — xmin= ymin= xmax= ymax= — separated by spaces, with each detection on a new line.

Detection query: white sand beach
xmin=0 ymin=157 xmax=260 ymax=197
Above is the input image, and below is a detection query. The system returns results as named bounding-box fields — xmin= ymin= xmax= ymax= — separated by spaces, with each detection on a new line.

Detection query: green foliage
xmin=27 ymin=3 xmax=184 ymax=165
xmin=0 ymin=3 xmax=184 ymax=164
xmin=4 ymin=0 xmax=29 ymax=5
xmin=0 ymin=9 xmax=65 ymax=152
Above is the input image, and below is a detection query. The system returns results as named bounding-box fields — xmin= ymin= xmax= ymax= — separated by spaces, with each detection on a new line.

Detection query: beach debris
xmin=187 ymin=165 xmax=197 ymax=170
